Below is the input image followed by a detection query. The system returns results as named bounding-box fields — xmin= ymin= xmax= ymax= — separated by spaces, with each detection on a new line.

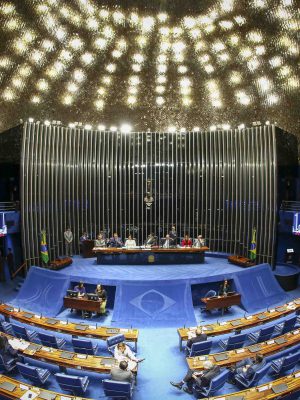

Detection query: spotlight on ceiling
xmin=210 ymin=125 xmax=217 ymax=131
xmin=193 ymin=126 xmax=200 ymax=132
xmin=265 ymin=120 xmax=270 ymax=125
xmin=180 ymin=127 xmax=186 ymax=133
xmin=120 ymin=123 xmax=132 ymax=133
xmin=222 ymin=124 xmax=231 ymax=130
xmin=98 ymin=124 xmax=106 ymax=131
xmin=28 ymin=117 xmax=34 ymax=123
xmin=110 ymin=126 xmax=118 ymax=132
xmin=44 ymin=120 xmax=50 ymax=126
xmin=68 ymin=123 xmax=76 ymax=128
xmin=238 ymin=123 xmax=245 ymax=130
xmin=84 ymin=124 xmax=92 ymax=130
xmin=167 ymin=126 xmax=176 ymax=133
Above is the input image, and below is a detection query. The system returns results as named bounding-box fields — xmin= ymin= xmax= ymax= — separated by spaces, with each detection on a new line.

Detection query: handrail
xmin=12 ymin=262 xmax=27 ymax=279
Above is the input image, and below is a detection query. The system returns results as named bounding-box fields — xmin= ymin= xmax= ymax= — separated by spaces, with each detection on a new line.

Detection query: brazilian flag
xmin=249 ymin=228 xmax=257 ymax=261
xmin=41 ymin=230 xmax=49 ymax=264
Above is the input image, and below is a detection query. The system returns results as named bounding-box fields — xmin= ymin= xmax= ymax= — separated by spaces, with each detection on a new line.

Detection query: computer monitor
xmin=87 ymin=293 xmax=99 ymax=301
xmin=67 ymin=289 xmax=78 ymax=298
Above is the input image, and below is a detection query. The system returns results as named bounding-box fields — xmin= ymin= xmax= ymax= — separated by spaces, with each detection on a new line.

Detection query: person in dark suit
xmin=108 ymin=233 xmax=123 ymax=248
xmin=170 ymin=360 xmax=221 ymax=394
xmin=233 ymin=354 xmax=265 ymax=381
xmin=145 ymin=233 xmax=157 ymax=247
xmin=110 ymin=361 xmax=134 ymax=383
xmin=169 ymin=225 xmax=178 ymax=244
xmin=186 ymin=327 xmax=207 ymax=350
xmin=0 ymin=335 xmax=18 ymax=364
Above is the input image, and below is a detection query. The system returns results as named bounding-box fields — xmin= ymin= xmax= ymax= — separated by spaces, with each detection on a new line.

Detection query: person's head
xmin=128 ymin=234 xmax=132 ymax=240
xmin=171 ymin=225 xmax=176 ymax=231
xmin=117 ymin=342 xmax=126 ymax=353
xmin=98 ymin=233 xmax=103 ymax=239
xmin=119 ymin=360 xmax=128 ymax=370
xmin=198 ymin=235 xmax=202 ymax=240
xmin=165 ymin=234 xmax=170 ymax=239
xmin=79 ymin=281 xmax=84 ymax=288
xmin=255 ymin=354 xmax=264 ymax=363
xmin=203 ymin=360 xmax=214 ymax=370
xmin=113 ymin=232 xmax=118 ymax=238
xmin=149 ymin=233 xmax=154 ymax=238
xmin=67 ymin=227 xmax=70 ymax=231
xmin=224 ymin=279 xmax=228 ymax=286
xmin=184 ymin=234 xmax=189 ymax=240
xmin=195 ymin=327 xmax=203 ymax=336
xmin=96 ymin=284 xmax=102 ymax=290
xmin=83 ymin=231 xmax=87 ymax=235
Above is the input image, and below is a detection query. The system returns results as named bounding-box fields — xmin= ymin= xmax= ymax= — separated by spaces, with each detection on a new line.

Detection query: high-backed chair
xmin=103 ymin=379 xmax=133 ymax=400
xmin=271 ymin=352 xmax=300 ymax=376
xmin=0 ymin=321 xmax=13 ymax=335
xmin=17 ymin=362 xmax=50 ymax=385
xmin=235 ymin=363 xmax=271 ymax=388
xmin=193 ymin=369 xmax=229 ymax=398
xmin=187 ymin=340 xmax=213 ymax=357
xmin=219 ymin=333 xmax=247 ymax=351
xmin=274 ymin=315 xmax=297 ymax=336
xmin=11 ymin=323 xmax=37 ymax=341
xmin=72 ymin=338 xmax=98 ymax=355
xmin=38 ymin=332 xmax=66 ymax=349
xmin=55 ymin=373 xmax=89 ymax=395
xmin=248 ymin=325 xmax=275 ymax=344
xmin=0 ymin=354 xmax=17 ymax=373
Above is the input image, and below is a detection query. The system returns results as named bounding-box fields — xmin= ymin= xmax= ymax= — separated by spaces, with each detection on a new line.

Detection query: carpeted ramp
xmin=11 ymin=267 xmax=70 ymax=316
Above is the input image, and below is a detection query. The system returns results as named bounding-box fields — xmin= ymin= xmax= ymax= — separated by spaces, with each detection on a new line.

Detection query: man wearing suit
xmin=233 ymin=354 xmax=265 ymax=381
xmin=161 ymin=234 xmax=174 ymax=248
xmin=108 ymin=233 xmax=123 ymax=248
xmin=110 ymin=361 xmax=134 ymax=383
xmin=170 ymin=360 xmax=221 ymax=394
xmin=186 ymin=327 xmax=207 ymax=351
xmin=0 ymin=335 xmax=18 ymax=364
xmin=145 ymin=233 xmax=157 ymax=247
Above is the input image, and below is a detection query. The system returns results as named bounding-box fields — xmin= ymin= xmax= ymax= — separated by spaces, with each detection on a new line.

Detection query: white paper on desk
xmin=77 ymin=354 xmax=87 ymax=359
xmin=236 ymin=348 xmax=245 ymax=353
xmin=269 ymin=309 xmax=275 ymax=313
xmin=42 ymin=347 xmax=50 ymax=352
xmin=199 ymin=356 xmax=206 ymax=360
xmin=60 ymin=397 xmax=72 ymax=400
xmin=120 ymin=328 xmax=129 ymax=333
xmin=13 ymin=308 xmax=18 ymax=312
xmin=187 ymin=332 xmax=196 ymax=339
xmin=258 ymin=385 xmax=269 ymax=392
xmin=267 ymin=340 xmax=275 ymax=344
xmin=20 ymin=384 xmax=29 ymax=391
xmin=34 ymin=315 xmax=41 ymax=319
xmin=89 ymin=325 xmax=96 ymax=330
xmin=293 ymin=330 xmax=299 ymax=335
xmin=8 ymin=338 xmax=29 ymax=351
xmin=219 ymin=322 xmax=227 ymax=326
xmin=246 ymin=316 xmax=253 ymax=320
xmin=20 ymin=390 xmax=39 ymax=400
xmin=60 ymin=320 xmax=67 ymax=325
xmin=127 ymin=360 xmax=137 ymax=371
xmin=287 ymin=305 xmax=296 ymax=310
xmin=294 ymin=372 xmax=300 ymax=378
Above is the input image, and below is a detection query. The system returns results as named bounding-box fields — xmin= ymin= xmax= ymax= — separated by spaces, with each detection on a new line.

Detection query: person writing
xmin=193 ymin=235 xmax=205 ymax=248
xmin=108 ymin=233 xmax=123 ymax=248
xmin=74 ymin=281 xmax=86 ymax=298
xmin=124 ymin=234 xmax=137 ymax=248
xmin=181 ymin=234 xmax=192 ymax=247
xmin=95 ymin=284 xmax=107 ymax=315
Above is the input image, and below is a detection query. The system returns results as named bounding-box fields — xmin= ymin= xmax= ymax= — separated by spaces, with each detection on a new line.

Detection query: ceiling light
xmin=120 ymin=124 xmax=132 ymax=133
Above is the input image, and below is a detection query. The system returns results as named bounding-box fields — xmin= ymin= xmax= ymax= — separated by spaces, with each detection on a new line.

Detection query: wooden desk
xmin=0 ymin=374 xmax=93 ymax=399
xmin=207 ymin=370 xmax=300 ymax=399
xmin=1 ymin=332 xmax=119 ymax=374
xmin=177 ymin=298 xmax=300 ymax=350
xmin=93 ymin=246 xmax=209 ymax=265
xmin=0 ymin=303 xmax=139 ymax=351
xmin=228 ymin=254 xmax=256 ymax=268
xmin=186 ymin=329 xmax=300 ymax=371
xmin=82 ymin=239 xmax=95 ymax=258
xmin=64 ymin=296 xmax=102 ymax=313
xmin=201 ymin=293 xmax=241 ymax=312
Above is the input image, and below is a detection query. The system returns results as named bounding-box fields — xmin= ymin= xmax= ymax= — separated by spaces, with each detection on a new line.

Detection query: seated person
xmin=114 ymin=342 xmax=140 ymax=372
xmin=95 ymin=233 xmax=107 ymax=247
xmin=186 ymin=327 xmax=207 ymax=350
xmin=170 ymin=360 xmax=221 ymax=394
xmin=108 ymin=233 xmax=123 ymax=248
xmin=232 ymin=354 xmax=265 ymax=382
xmin=169 ymin=225 xmax=178 ymax=244
xmin=124 ymin=234 xmax=137 ymax=248
xmin=79 ymin=231 xmax=89 ymax=243
xmin=0 ymin=335 xmax=18 ymax=364
xmin=181 ymin=234 xmax=192 ymax=247
xmin=193 ymin=234 xmax=205 ymax=248
xmin=110 ymin=360 xmax=134 ymax=383
xmin=161 ymin=234 xmax=174 ymax=249
xmin=74 ymin=281 xmax=86 ymax=298
xmin=95 ymin=284 xmax=107 ymax=315
xmin=218 ymin=279 xmax=231 ymax=296
xmin=145 ymin=233 xmax=157 ymax=247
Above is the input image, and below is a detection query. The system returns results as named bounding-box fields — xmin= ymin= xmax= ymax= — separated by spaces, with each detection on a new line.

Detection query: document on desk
xmin=8 ymin=338 xmax=29 ymax=351
xmin=20 ymin=390 xmax=39 ymax=400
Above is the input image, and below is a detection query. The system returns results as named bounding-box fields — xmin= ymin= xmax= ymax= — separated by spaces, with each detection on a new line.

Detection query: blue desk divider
xmin=11 ymin=267 xmax=70 ymax=316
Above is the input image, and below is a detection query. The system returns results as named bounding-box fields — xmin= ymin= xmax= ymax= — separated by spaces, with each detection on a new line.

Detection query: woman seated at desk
xmin=74 ymin=281 xmax=86 ymax=298
xmin=95 ymin=233 xmax=107 ymax=248
xmin=124 ymin=234 xmax=137 ymax=248
xmin=114 ymin=342 xmax=138 ymax=371
xmin=95 ymin=284 xmax=107 ymax=315
xmin=181 ymin=234 xmax=192 ymax=247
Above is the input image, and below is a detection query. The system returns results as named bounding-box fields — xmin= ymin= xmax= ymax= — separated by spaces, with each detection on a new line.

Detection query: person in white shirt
xmin=194 ymin=235 xmax=205 ymax=248
xmin=162 ymin=234 xmax=174 ymax=248
xmin=124 ymin=234 xmax=137 ymax=248
xmin=64 ymin=227 xmax=73 ymax=256
xmin=114 ymin=342 xmax=138 ymax=371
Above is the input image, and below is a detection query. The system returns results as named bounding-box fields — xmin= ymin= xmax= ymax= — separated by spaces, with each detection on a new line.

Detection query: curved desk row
xmin=206 ymin=370 xmax=300 ymax=400
xmin=0 ymin=303 xmax=139 ymax=351
xmin=0 ymin=374 xmax=92 ymax=400
xmin=1 ymin=332 xmax=118 ymax=374
xmin=186 ymin=329 xmax=300 ymax=371
xmin=178 ymin=298 xmax=300 ymax=350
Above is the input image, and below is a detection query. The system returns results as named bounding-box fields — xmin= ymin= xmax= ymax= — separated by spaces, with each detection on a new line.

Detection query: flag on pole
xmin=40 ymin=230 xmax=49 ymax=264
xmin=249 ymin=228 xmax=257 ymax=261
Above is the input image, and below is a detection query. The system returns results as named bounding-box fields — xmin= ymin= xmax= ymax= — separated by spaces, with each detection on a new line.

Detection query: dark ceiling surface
xmin=0 ymin=0 xmax=299 ymax=149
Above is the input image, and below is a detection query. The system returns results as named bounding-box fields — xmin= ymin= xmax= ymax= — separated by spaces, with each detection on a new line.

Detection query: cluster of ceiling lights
xmin=0 ymin=0 xmax=298 ymax=123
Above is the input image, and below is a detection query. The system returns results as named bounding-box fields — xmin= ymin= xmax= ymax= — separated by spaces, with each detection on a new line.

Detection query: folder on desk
xmin=271 ymin=383 xmax=288 ymax=394
xmin=275 ymin=337 xmax=287 ymax=345
xmin=60 ymin=352 xmax=75 ymax=360
xmin=39 ymin=391 xmax=57 ymax=400
xmin=106 ymin=328 xmax=120 ymax=334
xmin=231 ymin=320 xmax=242 ymax=326
xmin=27 ymin=344 xmax=42 ymax=352
xmin=214 ymin=353 xmax=229 ymax=362
xmin=0 ymin=382 xmax=16 ymax=392
xmin=75 ymin=325 xmax=88 ymax=331
xmin=249 ymin=345 xmax=262 ymax=353
xmin=23 ymin=313 xmax=34 ymax=319
xmin=257 ymin=314 xmax=267 ymax=320
xmin=45 ymin=319 xmax=58 ymax=325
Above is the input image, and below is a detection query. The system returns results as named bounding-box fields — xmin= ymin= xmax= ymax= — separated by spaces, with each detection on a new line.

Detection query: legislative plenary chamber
xmin=0 ymin=1 xmax=299 ymax=399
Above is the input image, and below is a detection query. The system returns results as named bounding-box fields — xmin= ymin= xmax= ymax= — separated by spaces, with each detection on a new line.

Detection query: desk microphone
xmin=40 ymin=313 xmax=42 ymax=319
xmin=130 ymin=325 xmax=133 ymax=330
xmin=184 ymin=324 xmax=186 ymax=329
xmin=244 ymin=312 xmax=247 ymax=319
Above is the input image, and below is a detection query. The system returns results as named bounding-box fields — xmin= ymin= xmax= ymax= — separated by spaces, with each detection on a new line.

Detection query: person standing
xmin=169 ymin=225 xmax=178 ymax=244
xmin=64 ymin=227 xmax=73 ymax=256
xmin=6 ymin=248 xmax=15 ymax=280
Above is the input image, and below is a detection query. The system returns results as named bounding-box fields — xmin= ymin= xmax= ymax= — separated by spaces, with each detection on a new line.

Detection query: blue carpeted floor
xmin=1 ymin=269 xmax=300 ymax=399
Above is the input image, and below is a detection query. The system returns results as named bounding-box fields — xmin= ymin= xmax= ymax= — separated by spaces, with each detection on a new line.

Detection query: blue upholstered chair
xmin=193 ymin=369 xmax=229 ymax=398
xmin=271 ymin=352 xmax=300 ymax=376
xmin=55 ymin=373 xmax=89 ymax=395
xmin=72 ymin=338 xmax=98 ymax=355
xmin=274 ymin=315 xmax=297 ymax=336
xmin=103 ymin=379 xmax=133 ymax=400
xmin=235 ymin=363 xmax=271 ymax=388
xmin=17 ymin=362 xmax=50 ymax=385
xmin=38 ymin=332 xmax=66 ymax=349
xmin=248 ymin=325 xmax=275 ymax=344
xmin=187 ymin=340 xmax=213 ymax=357
xmin=0 ymin=354 xmax=17 ymax=373
xmin=219 ymin=333 xmax=247 ymax=351
xmin=11 ymin=323 xmax=37 ymax=341
xmin=0 ymin=321 xmax=13 ymax=335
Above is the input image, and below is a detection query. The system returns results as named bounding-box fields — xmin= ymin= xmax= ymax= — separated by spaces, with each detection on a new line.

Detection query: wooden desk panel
xmin=201 ymin=293 xmax=241 ymax=311
xmin=208 ymin=370 xmax=300 ymax=399
xmin=177 ymin=298 xmax=299 ymax=350
xmin=0 ymin=374 xmax=93 ymax=399
xmin=93 ymin=247 xmax=209 ymax=254
xmin=0 ymin=303 xmax=138 ymax=347
xmin=64 ymin=296 xmax=102 ymax=312
xmin=228 ymin=255 xmax=256 ymax=268
xmin=1 ymin=332 xmax=118 ymax=374
xmin=186 ymin=329 xmax=300 ymax=371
